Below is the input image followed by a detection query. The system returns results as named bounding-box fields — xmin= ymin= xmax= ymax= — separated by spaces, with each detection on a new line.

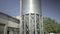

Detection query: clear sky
xmin=0 ymin=0 xmax=60 ymax=23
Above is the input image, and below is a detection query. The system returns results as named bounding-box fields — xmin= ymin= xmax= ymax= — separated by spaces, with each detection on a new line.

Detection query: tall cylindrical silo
xmin=20 ymin=0 xmax=43 ymax=34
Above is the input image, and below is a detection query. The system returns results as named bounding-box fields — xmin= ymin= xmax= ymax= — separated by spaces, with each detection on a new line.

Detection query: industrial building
xmin=0 ymin=12 xmax=19 ymax=34
xmin=0 ymin=0 xmax=43 ymax=34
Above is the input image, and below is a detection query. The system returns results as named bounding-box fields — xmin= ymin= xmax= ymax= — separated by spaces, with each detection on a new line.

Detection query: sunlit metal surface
xmin=29 ymin=0 xmax=33 ymax=13
xmin=20 ymin=0 xmax=43 ymax=34
xmin=22 ymin=0 xmax=41 ymax=14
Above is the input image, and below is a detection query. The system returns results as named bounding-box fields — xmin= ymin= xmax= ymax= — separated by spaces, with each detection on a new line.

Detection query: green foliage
xmin=43 ymin=17 xmax=60 ymax=33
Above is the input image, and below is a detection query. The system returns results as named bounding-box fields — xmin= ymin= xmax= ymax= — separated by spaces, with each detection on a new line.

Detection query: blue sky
xmin=0 ymin=0 xmax=60 ymax=23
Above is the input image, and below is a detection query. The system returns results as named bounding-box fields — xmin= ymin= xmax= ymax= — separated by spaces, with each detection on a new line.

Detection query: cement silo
xmin=20 ymin=0 xmax=43 ymax=34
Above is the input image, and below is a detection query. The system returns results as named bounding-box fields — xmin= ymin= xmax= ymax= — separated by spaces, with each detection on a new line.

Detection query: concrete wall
xmin=0 ymin=18 xmax=8 ymax=24
xmin=8 ymin=21 xmax=19 ymax=28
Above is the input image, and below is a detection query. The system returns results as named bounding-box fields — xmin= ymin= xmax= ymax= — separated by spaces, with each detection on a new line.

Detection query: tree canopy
xmin=43 ymin=17 xmax=60 ymax=34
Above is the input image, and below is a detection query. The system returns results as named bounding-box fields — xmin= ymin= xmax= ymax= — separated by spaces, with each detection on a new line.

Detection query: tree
xmin=43 ymin=17 xmax=60 ymax=34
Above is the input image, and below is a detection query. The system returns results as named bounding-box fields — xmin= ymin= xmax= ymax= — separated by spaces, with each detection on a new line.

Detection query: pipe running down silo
xmin=20 ymin=0 xmax=43 ymax=34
